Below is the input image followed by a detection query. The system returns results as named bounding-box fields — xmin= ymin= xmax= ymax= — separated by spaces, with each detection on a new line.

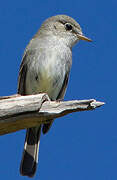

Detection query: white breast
xmin=25 ymin=39 xmax=72 ymax=100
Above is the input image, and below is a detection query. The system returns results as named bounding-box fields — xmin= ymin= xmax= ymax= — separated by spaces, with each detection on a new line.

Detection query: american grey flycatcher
xmin=18 ymin=15 xmax=92 ymax=177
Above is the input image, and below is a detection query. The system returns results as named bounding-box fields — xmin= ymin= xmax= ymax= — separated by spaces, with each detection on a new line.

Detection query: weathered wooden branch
xmin=0 ymin=93 xmax=105 ymax=135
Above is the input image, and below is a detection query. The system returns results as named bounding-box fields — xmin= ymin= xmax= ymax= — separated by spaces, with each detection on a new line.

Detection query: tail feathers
xmin=20 ymin=126 xmax=41 ymax=177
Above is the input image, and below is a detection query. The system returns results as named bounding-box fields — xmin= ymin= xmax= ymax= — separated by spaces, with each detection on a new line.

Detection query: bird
xmin=18 ymin=14 xmax=92 ymax=177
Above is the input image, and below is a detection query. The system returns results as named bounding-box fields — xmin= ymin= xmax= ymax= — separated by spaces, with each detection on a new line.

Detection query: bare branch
xmin=0 ymin=93 xmax=105 ymax=135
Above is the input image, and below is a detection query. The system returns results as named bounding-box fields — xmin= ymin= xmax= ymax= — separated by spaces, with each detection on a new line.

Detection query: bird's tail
xmin=20 ymin=126 xmax=41 ymax=177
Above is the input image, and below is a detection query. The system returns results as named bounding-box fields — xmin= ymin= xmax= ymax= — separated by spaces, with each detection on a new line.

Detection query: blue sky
xmin=0 ymin=0 xmax=116 ymax=179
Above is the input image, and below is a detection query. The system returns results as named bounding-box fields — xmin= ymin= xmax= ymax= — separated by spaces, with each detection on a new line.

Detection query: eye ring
xmin=65 ymin=23 xmax=72 ymax=31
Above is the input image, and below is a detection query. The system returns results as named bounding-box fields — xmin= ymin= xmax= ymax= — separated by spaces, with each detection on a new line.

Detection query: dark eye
xmin=65 ymin=23 xmax=72 ymax=31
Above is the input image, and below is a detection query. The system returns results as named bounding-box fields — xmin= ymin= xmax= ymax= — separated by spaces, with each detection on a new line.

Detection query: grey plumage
xmin=18 ymin=14 xmax=91 ymax=177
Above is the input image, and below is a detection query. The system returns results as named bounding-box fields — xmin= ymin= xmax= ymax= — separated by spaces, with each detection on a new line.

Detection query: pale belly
xmin=25 ymin=60 xmax=65 ymax=100
xmin=25 ymin=43 xmax=71 ymax=100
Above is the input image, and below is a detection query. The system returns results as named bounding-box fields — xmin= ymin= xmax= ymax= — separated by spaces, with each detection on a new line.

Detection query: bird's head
xmin=37 ymin=15 xmax=92 ymax=48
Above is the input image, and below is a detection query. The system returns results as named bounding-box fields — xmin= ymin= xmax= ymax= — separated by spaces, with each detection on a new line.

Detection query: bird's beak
xmin=78 ymin=34 xmax=92 ymax=42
